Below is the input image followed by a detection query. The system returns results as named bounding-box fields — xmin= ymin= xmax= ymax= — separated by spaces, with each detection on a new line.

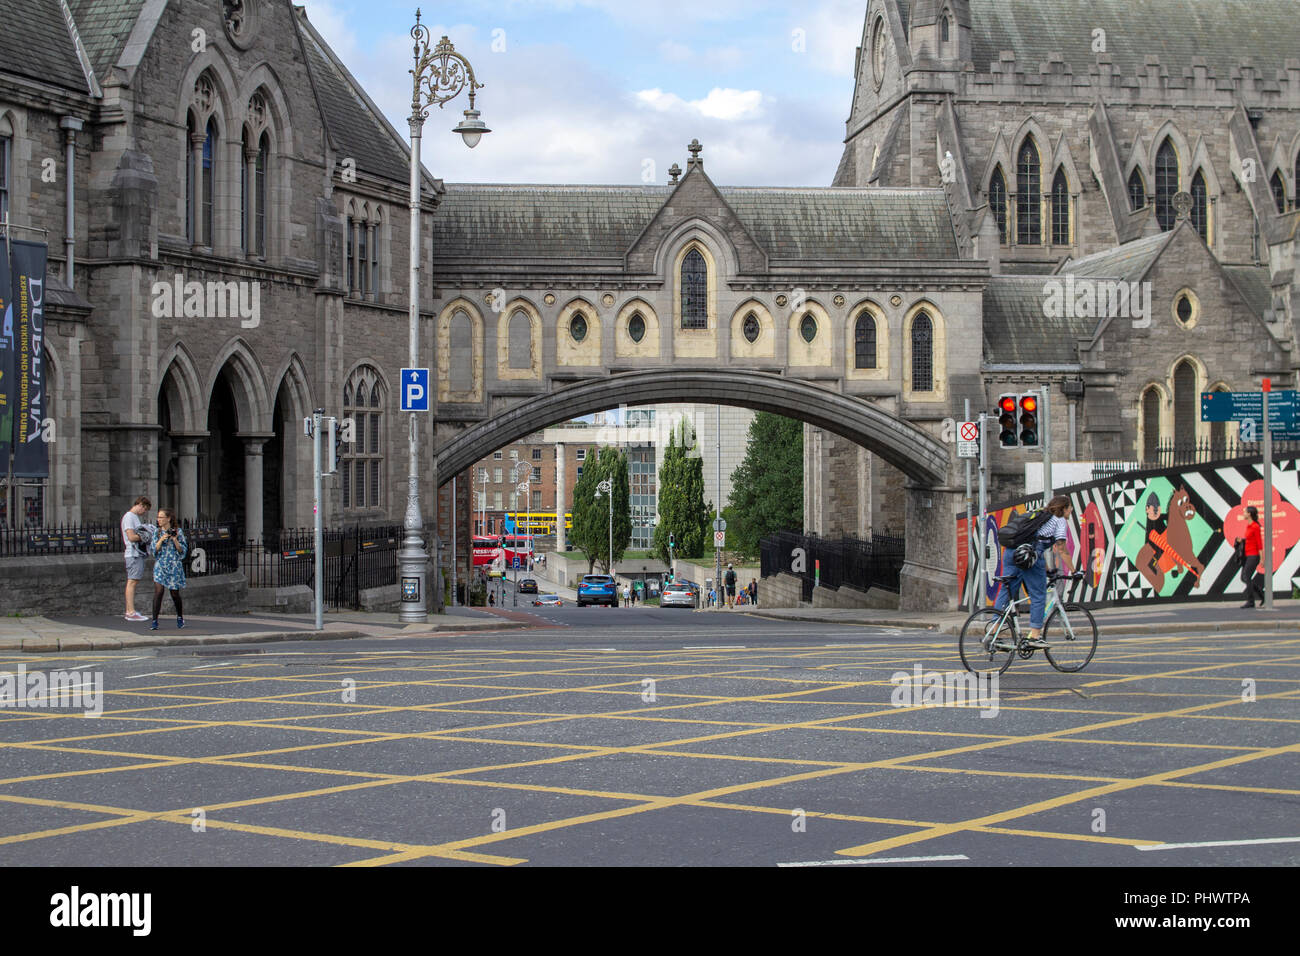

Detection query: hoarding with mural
xmin=957 ymin=455 xmax=1300 ymax=606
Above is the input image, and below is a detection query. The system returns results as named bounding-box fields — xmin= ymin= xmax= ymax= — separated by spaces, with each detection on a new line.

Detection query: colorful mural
xmin=957 ymin=456 xmax=1300 ymax=607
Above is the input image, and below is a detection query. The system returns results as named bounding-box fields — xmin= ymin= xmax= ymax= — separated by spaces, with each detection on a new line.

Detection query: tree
xmin=569 ymin=445 xmax=631 ymax=573
xmin=653 ymin=420 xmax=712 ymax=563
xmin=725 ymin=412 xmax=803 ymax=559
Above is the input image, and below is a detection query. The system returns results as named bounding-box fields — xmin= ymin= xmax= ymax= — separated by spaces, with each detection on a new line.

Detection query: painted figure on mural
xmin=1137 ymin=488 xmax=1204 ymax=592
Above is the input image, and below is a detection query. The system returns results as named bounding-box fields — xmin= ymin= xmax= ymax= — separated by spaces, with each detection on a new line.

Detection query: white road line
xmin=125 ymin=671 xmax=171 ymax=679
xmin=121 ymin=656 xmax=151 ymax=662
xmin=566 ymin=648 xmax=616 ymax=651
xmin=1136 ymin=837 xmax=1300 ymax=851
xmin=189 ymin=663 xmax=231 ymax=669
xmin=778 ymin=855 xmax=969 ymax=867
xmin=68 ymin=664 xmax=99 ymax=670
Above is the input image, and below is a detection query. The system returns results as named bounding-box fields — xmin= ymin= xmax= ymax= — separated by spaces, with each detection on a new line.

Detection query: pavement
xmin=0 ymin=605 xmax=530 ymax=654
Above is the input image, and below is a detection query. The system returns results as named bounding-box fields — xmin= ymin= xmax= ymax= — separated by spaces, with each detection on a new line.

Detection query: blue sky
xmin=300 ymin=0 xmax=867 ymax=186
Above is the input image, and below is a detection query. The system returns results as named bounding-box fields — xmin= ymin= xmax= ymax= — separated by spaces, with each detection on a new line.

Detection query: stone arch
xmin=615 ymin=297 xmax=660 ymax=359
xmin=846 ymin=298 xmax=889 ymax=381
xmin=157 ymin=342 xmax=205 ymax=433
xmin=556 ymin=297 xmax=602 ymax=367
xmin=497 ymin=297 xmax=542 ymax=380
xmin=1138 ymin=381 xmax=1169 ymax=460
xmin=903 ymin=300 xmax=947 ymax=401
xmin=729 ymin=298 xmax=775 ymax=360
xmin=205 ymin=337 xmax=271 ymax=432
xmin=654 ymin=217 xmax=741 ymax=279
xmin=787 ymin=299 xmax=833 ymax=367
xmin=437 ymin=298 xmax=483 ymax=403
xmin=236 ymin=64 xmax=297 ymax=155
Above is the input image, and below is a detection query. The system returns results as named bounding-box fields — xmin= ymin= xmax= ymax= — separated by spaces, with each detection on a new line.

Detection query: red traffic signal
xmin=998 ymin=394 xmax=1018 ymax=446
xmin=1019 ymin=392 xmax=1040 ymax=446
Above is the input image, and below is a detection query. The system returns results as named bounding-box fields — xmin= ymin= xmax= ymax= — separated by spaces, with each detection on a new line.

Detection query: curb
xmin=746 ymin=611 xmax=1300 ymax=638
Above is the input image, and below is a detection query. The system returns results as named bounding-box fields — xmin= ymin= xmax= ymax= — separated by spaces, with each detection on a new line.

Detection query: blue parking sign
xmin=400 ymin=368 xmax=429 ymax=412
xmin=512 ymin=556 xmax=521 ymax=570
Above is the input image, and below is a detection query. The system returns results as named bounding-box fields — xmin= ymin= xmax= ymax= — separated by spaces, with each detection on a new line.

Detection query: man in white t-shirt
xmin=121 ymin=495 xmax=152 ymax=621
xmin=994 ymin=495 xmax=1074 ymax=648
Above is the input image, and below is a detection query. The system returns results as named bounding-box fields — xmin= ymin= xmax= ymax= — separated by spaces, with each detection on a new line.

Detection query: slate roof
xmin=431 ymin=184 xmax=958 ymax=262
xmin=968 ymin=0 xmax=1300 ymax=80
xmin=1223 ymin=266 xmax=1274 ymax=319
xmin=0 ymin=0 xmax=90 ymax=94
xmin=68 ymin=0 xmax=145 ymax=81
xmin=982 ymin=276 xmax=1095 ymax=366
xmin=1056 ymin=231 xmax=1171 ymax=283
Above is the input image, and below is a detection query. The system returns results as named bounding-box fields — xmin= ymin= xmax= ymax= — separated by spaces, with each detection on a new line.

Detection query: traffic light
xmin=997 ymin=395 xmax=1018 ymax=446
xmin=1019 ymin=393 xmax=1040 ymax=446
xmin=669 ymin=532 xmax=675 ymax=549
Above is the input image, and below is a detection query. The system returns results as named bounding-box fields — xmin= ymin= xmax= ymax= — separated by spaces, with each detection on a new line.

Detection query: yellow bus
xmin=509 ymin=512 xmax=572 ymax=535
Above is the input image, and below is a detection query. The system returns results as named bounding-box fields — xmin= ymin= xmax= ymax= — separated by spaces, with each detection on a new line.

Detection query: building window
xmin=1155 ymin=138 xmax=1178 ymax=231
xmin=345 ymin=206 xmax=384 ymax=298
xmin=681 ymin=248 xmax=707 ymax=329
xmin=358 ymin=221 xmax=369 ymax=296
xmin=1128 ymin=167 xmax=1146 ymax=211
xmin=0 ymin=130 xmax=9 ymax=223
xmin=255 ymin=132 xmax=268 ymax=255
xmin=201 ymin=118 xmax=216 ymax=247
xmin=509 ymin=449 xmax=518 ymax=460
xmin=1190 ymin=170 xmax=1208 ymax=241
xmin=799 ymin=313 xmax=817 ymax=343
xmin=342 ymin=367 xmax=385 ymax=510
xmin=911 ymin=312 xmax=934 ymax=392
xmin=854 ymin=312 xmax=877 ymax=369
xmin=742 ymin=311 xmax=760 ymax=343
xmin=1142 ymin=387 xmax=1161 ymax=460
xmin=576 ymin=465 xmax=583 ymax=478
xmin=531 ymin=467 xmax=541 ymax=483
xmin=531 ymin=490 xmax=542 ymax=510
xmin=1175 ymin=293 xmax=1196 ymax=326
xmin=1051 ymin=168 xmax=1070 ymax=245
xmin=1270 ymin=170 xmax=1287 ymax=214
xmin=494 ymin=468 xmax=503 ymax=484
xmin=576 ymin=448 xmax=586 ymax=461
xmin=448 ymin=310 xmax=472 ymax=392
xmin=346 ymin=218 xmax=354 ymax=292
xmin=1016 ymin=137 xmax=1041 ymax=245
xmin=940 ymin=15 xmax=950 ymax=43
xmin=569 ymin=312 xmax=588 ymax=343
xmin=532 ymin=448 xmax=542 ymax=460
xmin=1173 ymin=360 xmax=1197 ymax=445
xmin=508 ymin=309 xmax=531 ymax=368
xmin=628 ymin=311 xmax=646 ymax=343
xmin=494 ymin=492 xmax=503 ymax=510
xmin=989 ymin=167 xmax=1007 ymax=244
xmin=493 ymin=451 xmax=502 ymax=460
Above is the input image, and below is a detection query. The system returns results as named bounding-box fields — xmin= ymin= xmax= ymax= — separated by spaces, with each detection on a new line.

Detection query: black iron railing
xmin=760 ymin=530 xmax=905 ymax=600
xmin=1091 ymin=438 xmax=1300 ymax=482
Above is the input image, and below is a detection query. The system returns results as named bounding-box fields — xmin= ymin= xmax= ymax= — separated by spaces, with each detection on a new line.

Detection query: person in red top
xmin=1240 ymin=506 xmax=1265 ymax=608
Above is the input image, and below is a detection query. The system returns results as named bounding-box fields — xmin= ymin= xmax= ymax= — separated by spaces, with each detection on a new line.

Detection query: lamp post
xmin=510 ymin=460 xmax=529 ymax=606
xmin=595 ymin=478 xmax=614 ymax=578
xmin=401 ymin=10 xmax=490 ymax=623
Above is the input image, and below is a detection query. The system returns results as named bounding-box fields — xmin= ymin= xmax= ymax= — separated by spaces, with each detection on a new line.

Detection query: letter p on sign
xmin=401 ymin=368 xmax=430 ymax=412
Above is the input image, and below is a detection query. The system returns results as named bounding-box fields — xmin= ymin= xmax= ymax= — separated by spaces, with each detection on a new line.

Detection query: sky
xmin=298 ymin=0 xmax=868 ymax=186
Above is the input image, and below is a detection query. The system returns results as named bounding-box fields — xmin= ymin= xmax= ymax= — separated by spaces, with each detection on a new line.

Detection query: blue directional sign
xmin=1201 ymin=390 xmax=1299 ymax=437
xmin=400 ymin=368 xmax=430 ymax=412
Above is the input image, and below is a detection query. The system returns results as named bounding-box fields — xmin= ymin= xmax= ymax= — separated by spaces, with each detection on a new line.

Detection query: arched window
xmin=742 ymin=311 xmax=760 ymax=343
xmin=1142 ymin=388 xmax=1162 ymax=461
xmin=1051 ymin=168 xmax=1070 ymax=245
xmin=989 ymin=167 xmax=1007 ymax=244
xmin=342 ymin=366 xmax=385 ymax=510
xmin=255 ymin=131 xmax=268 ymax=255
xmin=941 ymin=15 xmax=950 ymax=43
xmin=449 ymin=311 xmax=473 ymax=392
xmin=508 ymin=310 xmax=531 ymax=368
xmin=344 ymin=203 xmax=385 ymax=300
xmin=0 ymin=113 xmax=11 ymax=222
xmin=911 ymin=312 xmax=934 ymax=392
xmin=1154 ymin=138 xmax=1179 ymax=231
xmin=345 ymin=213 xmax=355 ymax=292
xmin=1173 ymin=361 xmax=1197 ymax=447
xmin=1128 ymin=167 xmax=1146 ymax=210
xmin=680 ymin=248 xmax=707 ymax=329
xmin=186 ymin=113 xmax=197 ymax=242
xmin=1016 ymin=136 xmax=1041 ymax=245
xmin=1190 ymin=170 xmax=1208 ymax=241
xmin=201 ymin=118 xmax=216 ymax=247
xmin=854 ymin=312 xmax=877 ymax=369
xmin=1270 ymin=169 xmax=1286 ymax=214
xmin=628 ymin=311 xmax=646 ymax=343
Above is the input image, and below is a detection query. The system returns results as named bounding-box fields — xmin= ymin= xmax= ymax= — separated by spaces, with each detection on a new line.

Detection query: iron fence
xmin=1090 ymin=438 xmax=1300 ymax=483
xmin=760 ymin=530 xmax=905 ymax=601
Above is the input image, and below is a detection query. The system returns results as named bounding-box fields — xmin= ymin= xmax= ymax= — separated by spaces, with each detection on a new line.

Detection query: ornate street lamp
xmin=400 ymin=10 xmax=490 ymax=622
xmin=595 ymin=478 xmax=614 ymax=578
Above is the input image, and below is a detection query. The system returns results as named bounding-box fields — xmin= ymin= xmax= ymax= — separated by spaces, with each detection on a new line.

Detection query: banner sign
xmin=0 ymin=237 xmax=12 ymax=464
xmin=9 ymin=240 xmax=47 ymax=478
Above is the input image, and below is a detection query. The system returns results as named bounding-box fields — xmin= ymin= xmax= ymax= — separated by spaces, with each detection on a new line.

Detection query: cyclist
xmin=994 ymin=494 xmax=1075 ymax=648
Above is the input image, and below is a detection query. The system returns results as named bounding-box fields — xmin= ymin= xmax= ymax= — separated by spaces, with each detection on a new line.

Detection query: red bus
xmin=472 ymin=535 xmax=501 ymax=568
xmin=502 ymin=534 xmax=533 ymax=570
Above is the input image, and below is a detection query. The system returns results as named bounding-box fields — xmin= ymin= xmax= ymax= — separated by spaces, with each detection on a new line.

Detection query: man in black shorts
xmin=724 ymin=564 xmax=737 ymax=608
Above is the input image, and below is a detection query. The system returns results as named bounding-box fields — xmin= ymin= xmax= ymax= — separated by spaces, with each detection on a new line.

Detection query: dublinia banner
xmin=9 ymin=240 xmax=46 ymax=478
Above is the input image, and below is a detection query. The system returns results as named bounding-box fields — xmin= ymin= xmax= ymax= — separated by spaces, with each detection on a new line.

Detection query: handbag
xmin=1232 ymin=537 xmax=1245 ymax=566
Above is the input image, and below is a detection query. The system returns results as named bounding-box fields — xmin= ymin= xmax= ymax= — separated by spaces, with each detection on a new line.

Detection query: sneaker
xmin=177 ymin=617 xmax=185 ymax=629
xmin=125 ymin=611 xmax=148 ymax=622
xmin=1023 ymin=637 xmax=1050 ymax=649
xmin=149 ymin=619 xmax=158 ymax=631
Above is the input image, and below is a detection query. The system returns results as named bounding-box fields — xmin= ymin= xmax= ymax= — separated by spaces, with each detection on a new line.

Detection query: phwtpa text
xmin=890 ymin=664 xmax=998 ymax=717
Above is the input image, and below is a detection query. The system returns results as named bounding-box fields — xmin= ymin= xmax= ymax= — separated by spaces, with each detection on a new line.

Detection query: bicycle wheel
xmin=1043 ymin=604 xmax=1098 ymax=672
xmin=958 ymin=607 xmax=1017 ymax=675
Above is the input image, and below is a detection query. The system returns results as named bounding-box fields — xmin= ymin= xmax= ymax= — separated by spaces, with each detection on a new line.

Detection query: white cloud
xmin=659 ymin=40 xmax=692 ymax=62
xmin=636 ymin=87 xmax=763 ymax=121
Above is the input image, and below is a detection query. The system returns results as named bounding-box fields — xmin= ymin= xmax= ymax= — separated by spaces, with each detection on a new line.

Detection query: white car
xmin=660 ymin=583 xmax=698 ymax=609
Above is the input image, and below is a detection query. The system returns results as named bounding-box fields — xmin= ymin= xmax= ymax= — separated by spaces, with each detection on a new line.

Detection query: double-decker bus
xmin=471 ymin=535 xmax=501 ymax=568
xmin=509 ymin=512 xmax=572 ymax=536
xmin=502 ymin=533 xmax=533 ymax=570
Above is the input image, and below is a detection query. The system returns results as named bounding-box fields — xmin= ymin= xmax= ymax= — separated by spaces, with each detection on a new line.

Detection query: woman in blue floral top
xmin=151 ymin=508 xmax=188 ymax=630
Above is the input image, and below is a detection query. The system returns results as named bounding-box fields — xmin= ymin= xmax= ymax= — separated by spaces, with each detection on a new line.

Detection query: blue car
xmin=577 ymin=574 xmax=617 ymax=607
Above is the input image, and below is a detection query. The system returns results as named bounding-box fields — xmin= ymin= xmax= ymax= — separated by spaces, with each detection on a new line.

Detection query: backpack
xmin=997 ymin=508 xmax=1052 ymax=549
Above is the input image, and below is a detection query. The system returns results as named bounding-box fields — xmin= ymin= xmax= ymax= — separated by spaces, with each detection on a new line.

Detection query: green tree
xmin=653 ymin=420 xmax=712 ymax=563
xmin=725 ymin=412 xmax=803 ymax=559
xmin=569 ymin=445 xmax=631 ymax=573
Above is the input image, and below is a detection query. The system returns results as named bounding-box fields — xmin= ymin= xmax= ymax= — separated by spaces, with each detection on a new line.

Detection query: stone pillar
xmin=242 ymin=437 xmax=266 ymax=543
xmin=857 ymin=445 xmax=872 ymax=538
xmin=899 ymin=482 xmax=964 ymax=611
xmin=243 ymin=143 xmax=258 ymax=256
xmin=366 ymin=221 xmax=376 ymax=298
xmin=555 ymin=442 xmax=566 ymax=552
xmin=175 ymin=439 xmax=201 ymax=525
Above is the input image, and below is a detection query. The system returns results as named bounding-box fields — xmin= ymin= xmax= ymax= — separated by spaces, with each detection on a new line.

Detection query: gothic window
xmin=0 ymin=122 xmax=10 ymax=223
xmin=941 ymin=14 xmax=950 ymax=43
xmin=358 ymin=218 xmax=369 ymax=296
xmin=569 ymin=312 xmax=588 ymax=343
xmin=854 ymin=312 xmax=877 ymax=369
xmin=681 ymin=248 xmax=707 ymax=329
xmin=449 ymin=310 xmax=473 ymax=392
xmin=508 ymin=309 xmax=532 ymax=368
xmin=1270 ymin=169 xmax=1286 ymax=214
xmin=255 ymin=132 xmax=268 ymax=255
xmin=1016 ymin=136 xmax=1041 ymax=245
xmin=342 ymin=366 xmax=385 ymax=510
xmin=742 ymin=311 xmax=760 ymax=344
xmin=989 ymin=167 xmax=1007 ymax=244
xmin=201 ymin=118 xmax=216 ymax=247
xmin=344 ymin=204 xmax=385 ymax=299
xmin=628 ymin=311 xmax=646 ymax=343
xmin=1128 ymin=167 xmax=1146 ymax=210
xmin=346 ymin=217 xmax=354 ymax=292
xmin=1051 ymin=168 xmax=1070 ymax=245
xmin=1190 ymin=170 xmax=1208 ymax=241
xmin=911 ymin=312 xmax=934 ymax=392
xmin=800 ymin=313 xmax=817 ymax=343
xmin=1142 ymin=387 xmax=1161 ymax=461
xmin=1155 ymin=138 xmax=1179 ymax=231
xmin=1173 ymin=360 xmax=1197 ymax=446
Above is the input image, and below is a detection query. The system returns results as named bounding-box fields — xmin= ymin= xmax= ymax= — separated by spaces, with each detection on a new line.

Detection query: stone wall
xmin=758 ymin=572 xmax=805 ymax=608
xmin=0 ymin=554 xmax=247 ymax=617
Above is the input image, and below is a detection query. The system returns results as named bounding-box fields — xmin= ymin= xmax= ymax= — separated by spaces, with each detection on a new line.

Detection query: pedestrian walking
xmin=724 ymin=564 xmax=737 ymax=607
xmin=1240 ymin=506 xmax=1265 ymax=608
xmin=622 ymin=584 xmax=631 ymax=607
xmin=748 ymin=578 xmax=758 ymax=607
xmin=121 ymin=495 xmax=152 ymax=621
xmin=149 ymin=508 xmax=187 ymax=630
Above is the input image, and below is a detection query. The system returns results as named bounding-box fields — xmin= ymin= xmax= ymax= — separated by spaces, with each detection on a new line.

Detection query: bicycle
xmin=958 ymin=570 xmax=1098 ymax=675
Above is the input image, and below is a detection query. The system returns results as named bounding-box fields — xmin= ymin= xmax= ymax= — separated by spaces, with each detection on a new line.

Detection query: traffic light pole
xmin=964 ymin=399 xmax=974 ymax=610
xmin=977 ymin=412 xmax=989 ymax=609
xmin=1263 ymin=379 xmax=1274 ymax=610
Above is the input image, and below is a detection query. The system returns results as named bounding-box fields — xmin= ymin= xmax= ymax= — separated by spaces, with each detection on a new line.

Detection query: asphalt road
xmin=1 ymin=610 xmax=1296 ymax=867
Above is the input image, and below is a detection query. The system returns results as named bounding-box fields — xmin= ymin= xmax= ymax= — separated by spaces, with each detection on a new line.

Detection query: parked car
xmin=518 ymin=578 xmax=538 ymax=594
xmin=577 ymin=574 xmax=618 ymax=607
xmin=660 ymin=582 xmax=698 ymax=609
xmin=532 ymin=594 xmax=562 ymax=606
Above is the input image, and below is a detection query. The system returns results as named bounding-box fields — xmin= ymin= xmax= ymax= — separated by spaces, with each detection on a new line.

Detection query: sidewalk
xmin=747 ymin=600 xmax=1300 ymax=636
xmin=0 ymin=605 xmax=529 ymax=654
